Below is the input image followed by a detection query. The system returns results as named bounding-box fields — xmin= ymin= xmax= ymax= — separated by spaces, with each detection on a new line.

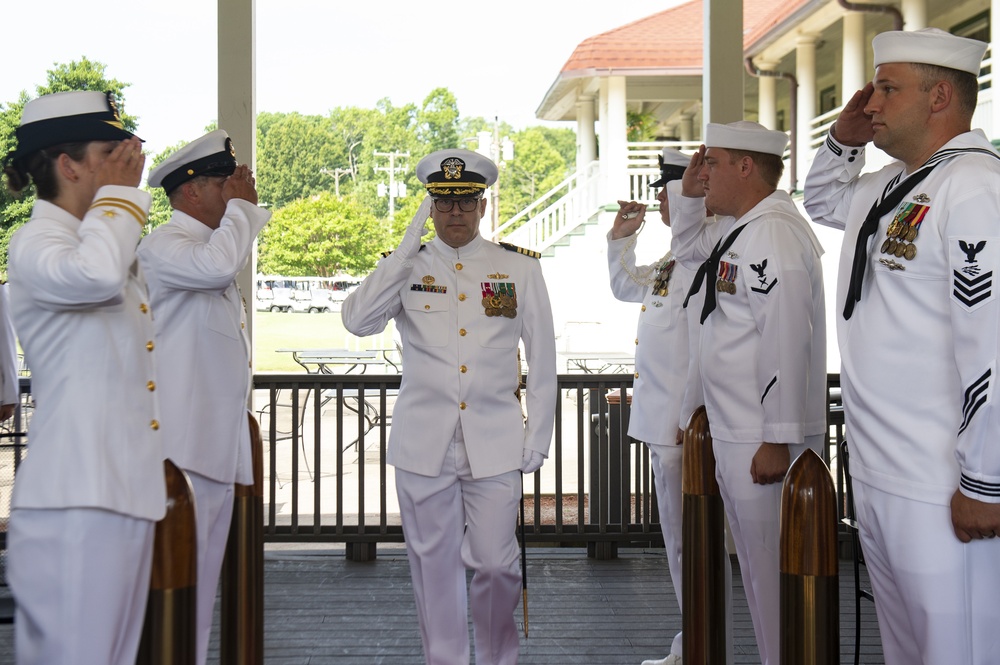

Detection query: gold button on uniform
xmin=140 ymin=303 xmax=149 ymax=314
xmin=146 ymin=341 xmax=155 ymax=351
xmin=634 ymin=372 xmax=639 ymax=379
xmin=241 ymin=322 xmax=245 ymax=329
xmin=640 ymin=305 xmax=646 ymax=312
xmin=459 ymin=329 xmax=467 ymax=336
xmin=460 ymin=402 xmax=467 ymax=410
xmin=147 ymin=381 xmax=156 ymax=391
xmin=458 ymin=294 xmax=466 ymax=302
xmin=460 ymin=365 xmax=467 ymax=373
xmin=456 ymin=263 xmax=463 ymax=270
xmin=150 ymin=420 xmax=160 ymax=430
xmin=425 ymin=305 xmax=431 ymax=310
xmin=634 ymin=338 xmax=639 ymax=345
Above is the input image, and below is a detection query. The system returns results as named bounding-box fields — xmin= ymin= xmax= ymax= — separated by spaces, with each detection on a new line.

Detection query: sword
xmin=520 ymin=474 xmax=528 ymax=638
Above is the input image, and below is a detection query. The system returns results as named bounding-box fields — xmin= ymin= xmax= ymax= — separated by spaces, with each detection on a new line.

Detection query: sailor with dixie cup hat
xmin=673 ymin=120 xmax=827 ymax=665
xmin=342 ymin=148 xmax=557 ymax=663
xmin=139 ymin=128 xmax=269 ymax=665
xmin=2 ymin=90 xmax=166 ymax=664
xmin=805 ymin=27 xmax=1000 ymax=665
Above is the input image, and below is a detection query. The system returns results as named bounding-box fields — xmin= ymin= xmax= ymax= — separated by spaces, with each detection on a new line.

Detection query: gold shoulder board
xmin=499 ymin=242 xmax=541 ymax=259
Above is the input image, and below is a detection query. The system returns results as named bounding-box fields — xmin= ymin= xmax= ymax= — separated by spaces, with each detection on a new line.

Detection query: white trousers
xmin=395 ymin=427 xmax=522 ymax=665
xmin=853 ymin=479 xmax=1000 ymax=665
xmin=7 ymin=507 xmax=154 ymax=665
xmin=713 ymin=436 xmax=820 ymax=665
xmin=647 ymin=442 xmax=684 ymax=657
xmin=187 ymin=470 xmax=235 ymax=665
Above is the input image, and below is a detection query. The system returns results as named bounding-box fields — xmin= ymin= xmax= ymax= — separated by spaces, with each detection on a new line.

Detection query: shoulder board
xmin=499 ymin=242 xmax=541 ymax=259
xmin=381 ymin=245 xmax=426 ymax=259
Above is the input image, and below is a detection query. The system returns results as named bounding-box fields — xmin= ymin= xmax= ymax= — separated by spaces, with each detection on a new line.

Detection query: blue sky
xmin=6 ymin=0 xmax=682 ymax=161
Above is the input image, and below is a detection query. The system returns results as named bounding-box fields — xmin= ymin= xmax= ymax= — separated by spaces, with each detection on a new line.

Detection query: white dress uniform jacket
xmin=804 ymin=130 xmax=1000 ymax=506
xmin=607 ymin=236 xmax=695 ymax=445
xmin=0 ymin=284 xmax=19 ymax=407
xmin=671 ymin=191 xmax=827 ymax=445
xmin=342 ymin=233 xmax=557 ymax=479
xmin=137 ymin=201 xmax=269 ymax=485
xmin=7 ymin=185 xmax=165 ymax=520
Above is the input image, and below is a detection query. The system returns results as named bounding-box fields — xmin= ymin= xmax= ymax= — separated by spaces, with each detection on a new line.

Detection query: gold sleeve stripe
xmin=89 ymin=197 xmax=148 ymax=227
xmin=499 ymin=242 xmax=541 ymax=259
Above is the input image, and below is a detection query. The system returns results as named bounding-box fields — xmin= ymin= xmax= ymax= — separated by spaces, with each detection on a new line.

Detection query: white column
xmin=598 ymin=80 xmax=610 ymax=203
xmin=218 ymin=0 xmax=257 ymax=370
xmin=703 ymin=0 xmax=744 ymax=124
xmin=679 ymin=114 xmax=695 ymax=142
xmin=901 ymin=0 xmax=927 ymax=30
xmin=796 ymin=35 xmax=818 ymax=169
xmin=576 ymin=96 xmax=596 ymax=173
xmin=842 ymin=12 xmax=866 ymax=98
xmin=606 ymin=76 xmax=629 ymax=200
xmin=756 ymin=60 xmax=778 ymax=129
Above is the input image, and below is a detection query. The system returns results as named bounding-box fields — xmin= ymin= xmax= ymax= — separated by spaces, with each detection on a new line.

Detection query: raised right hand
xmin=831 ymin=82 xmax=875 ymax=147
xmin=96 ymin=137 xmax=145 ymax=189
xmin=610 ymin=200 xmax=645 ymax=239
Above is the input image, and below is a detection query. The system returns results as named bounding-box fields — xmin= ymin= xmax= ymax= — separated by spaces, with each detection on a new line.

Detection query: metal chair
xmin=839 ymin=438 xmax=874 ymax=665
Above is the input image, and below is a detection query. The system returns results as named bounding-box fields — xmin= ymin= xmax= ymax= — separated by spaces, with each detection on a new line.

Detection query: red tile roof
xmin=560 ymin=0 xmax=811 ymax=74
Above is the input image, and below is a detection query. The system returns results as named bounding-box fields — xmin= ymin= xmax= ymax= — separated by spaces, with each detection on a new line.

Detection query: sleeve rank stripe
xmin=89 ymin=197 xmax=147 ymax=227
xmin=825 ymin=135 xmax=843 ymax=156
xmin=958 ymin=368 xmax=991 ymax=435
xmin=960 ymin=474 xmax=1000 ymax=497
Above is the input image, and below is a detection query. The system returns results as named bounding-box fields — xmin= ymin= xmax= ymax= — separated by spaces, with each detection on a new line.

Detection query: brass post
xmin=136 ymin=459 xmax=197 ymax=665
xmin=681 ymin=405 xmax=728 ymax=664
xmin=220 ymin=412 xmax=265 ymax=664
xmin=779 ymin=448 xmax=839 ymax=664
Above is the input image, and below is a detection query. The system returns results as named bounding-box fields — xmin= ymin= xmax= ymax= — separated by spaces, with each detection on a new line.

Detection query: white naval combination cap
xmin=148 ymin=129 xmax=238 ymax=195
xmin=649 ymin=148 xmax=690 ymax=188
xmin=704 ymin=120 xmax=789 ymax=157
xmin=872 ymin=27 xmax=987 ymax=75
xmin=416 ymin=148 xmax=499 ymax=198
xmin=7 ymin=90 xmax=138 ymax=166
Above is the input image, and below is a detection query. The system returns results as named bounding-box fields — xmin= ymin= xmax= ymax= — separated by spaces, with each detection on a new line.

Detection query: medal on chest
xmin=881 ymin=196 xmax=930 ymax=262
xmin=650 ymin=258 xmax=675 ymax=297
xmin=715 ymin=260 xmax=738 ymax=294
xmin=482 ymin=281 xmax=517 ymax=318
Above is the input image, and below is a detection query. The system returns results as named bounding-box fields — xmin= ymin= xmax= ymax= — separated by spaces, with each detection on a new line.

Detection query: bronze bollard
xmin=780 ymin=448 xmax=839 ymax=665
xmin=136 ymin=459 xmax=197 ymax=665
xmin=682 ymin=405 xmax=728 ymax=664
xmin=220 ymin=411 xmax=265 ymax=665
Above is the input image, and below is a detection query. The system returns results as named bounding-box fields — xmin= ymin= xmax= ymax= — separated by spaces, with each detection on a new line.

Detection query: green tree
xmin=416 ymin=88 xmax=460 ymax=152
xmin=257 ymin=112 xmax=345 ymax=210
xmin=258 ymin=192 xmax=390 ymax=277
xmin=499 ymin=127 xmax=572 ymax=222
xmin=626 ymin=109 xmax=659 ymax=143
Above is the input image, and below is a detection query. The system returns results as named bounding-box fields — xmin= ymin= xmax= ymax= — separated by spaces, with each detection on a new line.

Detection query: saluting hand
xmin=681 ymin=146 xmax=706 ymax=199
xmin=96 ymin=137 xmax=145 ymax=190
xmin=222 ymin=164 xmax=259 ymax=205
xmin=831 ymin=83 xmax=875 ymax=147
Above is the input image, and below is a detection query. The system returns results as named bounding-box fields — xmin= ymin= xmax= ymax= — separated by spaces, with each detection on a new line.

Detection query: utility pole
xmin=373 ymin=150 xmax=410 ymax=219
xmin=319 ymin=167 xmax=352 ymax=198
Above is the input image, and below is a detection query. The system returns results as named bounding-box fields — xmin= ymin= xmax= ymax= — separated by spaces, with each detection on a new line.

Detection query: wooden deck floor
xmin=0 ymin=545 xmax=884 ymax=664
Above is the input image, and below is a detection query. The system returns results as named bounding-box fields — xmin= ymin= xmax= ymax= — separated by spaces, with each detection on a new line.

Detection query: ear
xmin=179 ymin=180 xmax=200 ymax=205
xmin=55 ymin=152 xmax=81 ymax=182
xmin=929 ymin=79 xmax=952 ymax=113
xmin=479 ymin=197 xmax=488 ymax=218
xmin=739 ymin=155 xmax=755 ymax=179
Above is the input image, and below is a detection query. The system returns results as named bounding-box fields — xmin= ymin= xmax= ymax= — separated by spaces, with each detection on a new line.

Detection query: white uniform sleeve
xmin=340 ymin=249 xmax=414 ymax=336
xmin=744 ymin=217 xmax=821 ymax=444
xmin=669 ymin=194 xmax=722 ymax=269
xmin=803 ymin=135 xmax=869 ymax=231
xmin=607 ymin=232 xmax=650 ymax=303
xmin=0 ymin=286 xmax=18 ymax=406
xmin=12 ymin=185 xmax=148 ymax=310
xmin=138 ymin=200 xmax=269 ymax=293
xmin=945 ymin=175 xmax=1000 ymax=503
xmin=520 ymin=260 xmax=558 ymax=457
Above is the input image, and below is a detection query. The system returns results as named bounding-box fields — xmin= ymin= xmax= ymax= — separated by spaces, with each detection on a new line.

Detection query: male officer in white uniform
xmin=139 ymin=129 xmax=269 ymax=665
xmin=804 ymin=28 xmax=1000 ymax=664
xmin=4 ymin=90 xmax=165 ymax=665
xmin=0 ymin=283 xmax=19 ymax=422
xmin=608 ymin=148 xmax=694 ymax=665
xmin=672 ymin=122 xmax=826 ymax=665
xmin=342 ymin=149 xmax=557 ymax=665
